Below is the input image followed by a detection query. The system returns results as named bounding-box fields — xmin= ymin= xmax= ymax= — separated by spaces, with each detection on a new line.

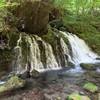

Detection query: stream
xmin=0 ymin=67 xmax=100 ymax=100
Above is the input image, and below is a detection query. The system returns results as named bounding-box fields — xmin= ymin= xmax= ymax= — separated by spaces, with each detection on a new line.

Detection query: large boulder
xmin=11 ymin=1 xmax=51 ymax=34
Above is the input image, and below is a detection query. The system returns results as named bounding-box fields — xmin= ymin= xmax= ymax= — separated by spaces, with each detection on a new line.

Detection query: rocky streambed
xmin=0 ymin=68 xmax=100 ymax=100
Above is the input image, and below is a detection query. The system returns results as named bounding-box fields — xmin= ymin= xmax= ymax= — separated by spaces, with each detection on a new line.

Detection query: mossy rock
xmin=31 ymin=69 xmax=41 ymax=78
xmin=68 ymin=94 xmax=81 ymax=100
xmin=0 ymin=76 xmax=26 ymax=93
xmin=80 ymin=63 xmax=96 ymax=70
xmin=21 ymin=70 xmax=30 ymax=78
xmin=67 ymin=93 xmax=91 ymax=100
xmin=83 ymin=82 xmax=98 ymax=93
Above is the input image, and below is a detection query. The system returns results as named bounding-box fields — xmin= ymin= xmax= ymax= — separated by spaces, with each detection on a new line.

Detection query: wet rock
xmin=83 ymin=82 xmax=98 ymax=93
xmin=21 ymin=70 xmax=30 ymax=78
xmin=80 ymin=63 xmax=96 ymax=70
xmin=11 ymin=1 xmax=51 ymax=34
xmin=31 ymin=69 xmax=41 ymax=78
xmin=96 ymin=57 xmax=100 ymax=60
xmin=68 ymin=61 xmax=75 ymax=67
xmin=0 ymin=76 xmax=26 ymax=93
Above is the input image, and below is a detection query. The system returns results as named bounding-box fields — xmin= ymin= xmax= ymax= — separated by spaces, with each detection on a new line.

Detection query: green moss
xmin=83 ymin=82 xmax=98 ymax=93
xmin=68 ymin=94 xmax=81 ymax=100
xmin=0 ymin=86 xmax=6 ymax=92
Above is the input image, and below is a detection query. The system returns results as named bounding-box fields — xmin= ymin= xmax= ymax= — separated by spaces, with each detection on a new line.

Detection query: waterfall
xmin=13 ymin=31 xmax=100 ymax=73
xmin=42 ymin=41 xmax=59 ymax=69
xmin=60 ymin=31 xmax=100 ymax=65
xmin=26 ymin=35 xmax=44 ymax=71
xmin=13 ymin=34 xmax=24 ymax=73
xmin=14 ymin=33 xmax=59 ymax=73
xmin=60 ymin=38 xmax=75 ymax=66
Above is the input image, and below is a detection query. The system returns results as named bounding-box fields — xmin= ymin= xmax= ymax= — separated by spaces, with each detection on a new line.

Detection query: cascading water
xmin=60 ymin=31 xmax=100 ymax=65
xmin=13 ymin=31 xmax=100 ymax=73
xmin=14 ymin=33 xmax=60 ymax=73
xmin=60 ymin=38 xmax=75 ymax=66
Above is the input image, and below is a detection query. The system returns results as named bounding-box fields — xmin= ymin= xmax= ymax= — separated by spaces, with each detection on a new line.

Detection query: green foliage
xmin=0 ymin=0 xmax=19 ymax=8
xmin=68 ymin=94 xmax=81 ymax=100
xmin=84 ymin=82 xmax=98 ymax=93
xmin=52 ymin=0 xmax=100 ymax=16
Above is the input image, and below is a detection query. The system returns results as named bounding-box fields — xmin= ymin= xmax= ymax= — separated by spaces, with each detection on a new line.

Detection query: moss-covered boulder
xmin=67 ymin=93 xmax=91 ymax=100
xmin=31 ymin=69 xmax=41 ymax=78
xmin=11 ymin=1 xmax=51 ymax=34
xmin=80 ymin=63 xmax=96 ymax=70
xmin=0 ymin=76 xmax=26 ymax=93
xmin=83 ymin=82 xmax=98 ymax=93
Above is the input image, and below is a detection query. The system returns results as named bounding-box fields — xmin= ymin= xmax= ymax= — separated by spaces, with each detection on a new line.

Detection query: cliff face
xmin=11 ymin=1 xmax=51 ymax=34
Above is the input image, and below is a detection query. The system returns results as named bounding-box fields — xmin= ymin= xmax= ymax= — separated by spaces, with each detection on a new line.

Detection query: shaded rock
xmin=0 ymin=76 xmax=26 ymax=93
xmin=83 ymin=82 xmax=98 ymax=93
xmin=21 ymin=70 xmax=30 ymax=78
xmin=81 ymin=96 xmax=91 ymax=100
xmin=49 ymin=19 xmax=63 ymax=29
xmin=11 ymin=1 xmax=51 ymax=34
xmin=96 ymin=57 xmax=100 ymax=60
xmin=68 ymin=61 xmax=75 ymax=67
xmin=59 ymin=27 xmax=66 ymax=31
xmin=80 ymin=63 xmax=96 ymax=70
xmin=31 ymin=69 xmax=41 ymax=78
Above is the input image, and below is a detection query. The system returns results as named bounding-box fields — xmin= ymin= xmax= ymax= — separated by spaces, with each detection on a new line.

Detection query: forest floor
xmin=0 ymin=68 xmax=100 ymax=100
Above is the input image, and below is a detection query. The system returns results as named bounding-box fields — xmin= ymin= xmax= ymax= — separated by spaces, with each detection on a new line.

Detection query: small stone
xmin=79 ymin=92 xmax=85 ymax=96
xmin=30 ymin=69 xmax=41 ymax=78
